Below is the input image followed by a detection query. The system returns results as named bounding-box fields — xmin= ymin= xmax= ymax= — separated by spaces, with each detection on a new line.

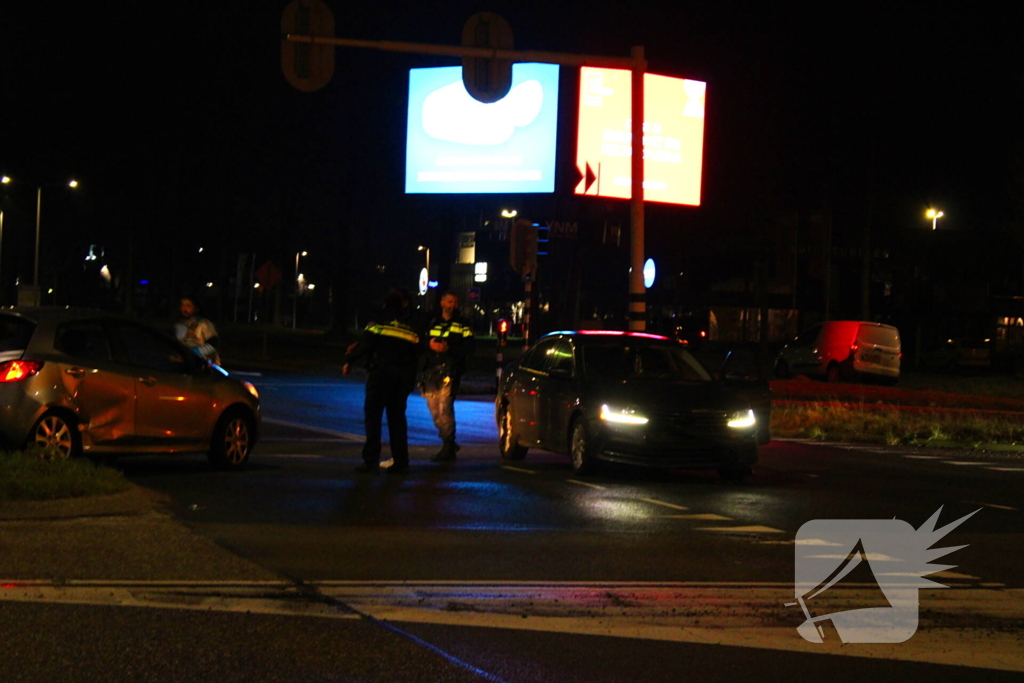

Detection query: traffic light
xmin=509 ymin=219 xmax=536 ymax=277
xmin=461 ymin=13 xmax=514 ymax=104
xmin=497 ymin=318 xmax=509 ymax=346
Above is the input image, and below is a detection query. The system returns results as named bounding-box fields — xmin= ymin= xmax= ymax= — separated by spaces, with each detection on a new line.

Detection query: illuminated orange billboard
xmin=575 ymin=67 xmax=705 ymax=205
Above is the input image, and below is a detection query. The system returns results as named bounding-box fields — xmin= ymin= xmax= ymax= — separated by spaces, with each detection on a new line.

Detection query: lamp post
xmin=1 ymin=177 xmax=7 ymax=304
xmin=926 ymin=208 xmax=944 ymax=230
xmin=0 ymin=210 xmax=4 ymax=305
xmin=293 ymin=250 xmax=307 ymax=329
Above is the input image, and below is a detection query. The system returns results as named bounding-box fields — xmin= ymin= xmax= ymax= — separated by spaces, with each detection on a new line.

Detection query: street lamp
xmin=1 ymin=178 xmax=7 ymax=304
xmin=2 ymin=176 xmax=79 ymax=298
xmin=292 ymin=250 xmax=307 ymax=329
xmin=0 ymin=210 xmax=4 ymax=305
xmin=417 ymin=245 xmax=430 ymax=279
xmin=500 ymin=208 xmax=517 ymax=218
xmin=926 ymin=208 xmax=944 ymax=230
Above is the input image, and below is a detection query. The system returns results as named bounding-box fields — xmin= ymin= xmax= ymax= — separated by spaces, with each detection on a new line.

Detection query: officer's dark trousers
xmin=362 ymin=368 xmax=414 ymax=466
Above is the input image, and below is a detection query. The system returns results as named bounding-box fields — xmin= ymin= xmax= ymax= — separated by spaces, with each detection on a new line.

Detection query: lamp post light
xmin=417 ymin=245 xmax=430 ymax=279
xmin=926 ymin=208 xmax=944 ymax=230
xmin=293 ymin=250 xmax=307 ymax=329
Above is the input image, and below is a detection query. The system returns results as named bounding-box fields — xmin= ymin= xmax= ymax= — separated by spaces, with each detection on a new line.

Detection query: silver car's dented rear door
xmin=53 ymin=320 xmax=136 ymax=447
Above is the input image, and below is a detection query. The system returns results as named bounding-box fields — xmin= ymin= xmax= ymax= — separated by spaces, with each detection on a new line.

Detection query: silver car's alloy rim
xmin=35 ymin=416 xmax=73 ymax=459
xmin=223 ymin=418 xmax=251 ymax=464
xmin=500 ymin=406 xmax=514 ymax=453
xmin=571 ymin=423 xmax=585 ymax=470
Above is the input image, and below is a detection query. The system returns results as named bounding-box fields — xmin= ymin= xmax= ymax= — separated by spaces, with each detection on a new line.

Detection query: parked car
xmin=495 ymin=331 xmax=767 ymax=480
xmin=0 ymin=307 xmax=260 ymax=467
xmin=775 ymin=321 xmax=901 ymax=383
xmin=919 ymin=337 xmax=992 ymax=370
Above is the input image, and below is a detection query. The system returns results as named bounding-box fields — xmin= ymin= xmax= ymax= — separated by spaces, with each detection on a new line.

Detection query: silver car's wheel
xmin=570 ymin=419 xmax=598 ymax=475
xmin=208 ymin=411 xmax=254 ymax=469
xmin=499 ymin=403 xmax=528 ymax=461
xmin=32 ymin=413 xmax=81 ymax=459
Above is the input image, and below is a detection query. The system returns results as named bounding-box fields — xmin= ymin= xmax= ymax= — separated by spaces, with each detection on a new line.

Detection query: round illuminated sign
xmin=643 ymin=258 xmax=656 ymax=288
xmin=418 ymin=267 xmax=429 ymax=295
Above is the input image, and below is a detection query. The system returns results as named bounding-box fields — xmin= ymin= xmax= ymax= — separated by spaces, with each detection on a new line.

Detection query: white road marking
xmin=932 ymin=571 xmax=981 ymax=580
xmin=258 ymin=382 xmax=344 ymax=388
xmin=262 ymin=417 xmax=365 ymax=441
xmin=989 ymin=467 xmax=1024 ymax=472
xmin=657 ymin=513 xmax=733 ymax=521
xmin=965 ymin=501 xmax=1018 ymax=511
xmin=259 ymin=438 xmax=351 ymax=444
xmin=315 ymin=582 xmax=1024 ymax=671
xmin=0 ymin=580 xmax=359 ymax=619
xmin=903 ymin=455 xmax=942 ymax=460
xmin=566 ymin=479 xmax=606 ymax=490
xmin=943 ymin=461 xmax=986 ymax=466
xmin=501 ymin=466 xmax=537 ymax=475
xmin=695 ymin=525 xmax=786 ymax=534
xmin=637 ymin=497 xmax=689 ymax=511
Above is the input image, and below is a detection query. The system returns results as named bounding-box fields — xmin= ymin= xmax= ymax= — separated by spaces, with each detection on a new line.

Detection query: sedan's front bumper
xmin=596 ymin=419 xmax=758 ymax=469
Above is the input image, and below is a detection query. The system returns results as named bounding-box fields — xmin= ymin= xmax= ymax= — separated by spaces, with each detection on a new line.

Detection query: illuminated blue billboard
xmin=405 ymin=63 xmax=560 ymax=194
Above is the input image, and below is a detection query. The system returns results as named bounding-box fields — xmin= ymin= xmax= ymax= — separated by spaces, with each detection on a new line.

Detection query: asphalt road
xmin=97 ymin=370 xmax=1024 ymax=679
xmin=4 ymin=371 xmax=1023 ymax=681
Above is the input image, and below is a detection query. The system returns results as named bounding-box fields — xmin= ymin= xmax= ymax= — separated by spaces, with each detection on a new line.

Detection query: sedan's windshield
xmin=582 ymin=341 xmax=712 ymax=381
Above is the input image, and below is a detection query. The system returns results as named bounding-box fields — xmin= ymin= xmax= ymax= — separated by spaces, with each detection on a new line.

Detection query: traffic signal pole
xmin=629 ymin=46 xmax=646 ymax=331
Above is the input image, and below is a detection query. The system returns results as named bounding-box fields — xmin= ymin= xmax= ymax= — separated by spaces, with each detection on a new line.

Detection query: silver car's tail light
xmin=0 ymin=360 xmax=44 ymax=382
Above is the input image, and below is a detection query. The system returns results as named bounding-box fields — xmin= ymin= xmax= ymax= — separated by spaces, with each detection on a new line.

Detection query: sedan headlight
xmin=727 ymin=409 xmax=756 ymax=429
xmin=600 ymin=404 xmax=649 ymax=425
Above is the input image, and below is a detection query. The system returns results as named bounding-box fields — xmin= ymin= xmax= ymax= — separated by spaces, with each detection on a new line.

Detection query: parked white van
xmin=775 ymin=321 xmax=901 ymax=383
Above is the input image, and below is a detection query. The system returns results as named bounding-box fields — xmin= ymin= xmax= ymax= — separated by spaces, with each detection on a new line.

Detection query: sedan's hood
xmin=592 ymin=378 xmax=747 ymax=412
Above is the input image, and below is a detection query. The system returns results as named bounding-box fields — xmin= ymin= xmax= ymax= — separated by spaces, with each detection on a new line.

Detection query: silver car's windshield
xmin=582 ymin=342 xmax=712 ymax=381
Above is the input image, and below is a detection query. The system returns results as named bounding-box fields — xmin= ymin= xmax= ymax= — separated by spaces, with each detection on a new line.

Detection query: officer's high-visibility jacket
xmin=422 ymin=314 xmax=475 ymax=379
xmin=345 ymin=318 xmax=420 ymax=375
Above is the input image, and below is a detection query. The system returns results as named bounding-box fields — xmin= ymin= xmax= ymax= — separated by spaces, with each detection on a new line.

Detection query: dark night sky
xmin=2 ymin=2 xmax=1022 ymax=317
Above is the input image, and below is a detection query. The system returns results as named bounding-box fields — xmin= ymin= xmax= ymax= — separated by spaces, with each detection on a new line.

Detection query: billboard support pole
xmin=628 ymin=46 xmax=647 ymax=331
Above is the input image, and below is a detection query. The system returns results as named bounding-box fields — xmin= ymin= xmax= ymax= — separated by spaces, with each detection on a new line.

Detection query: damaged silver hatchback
xmin=0 ymin=308 xmax=260 ymax=468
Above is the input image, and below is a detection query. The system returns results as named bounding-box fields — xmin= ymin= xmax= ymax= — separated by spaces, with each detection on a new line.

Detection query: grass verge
xmin=772 ymin=402 xmax=1024 ymax=449
xmin=0 ymin=447 xmax=131 ymax=502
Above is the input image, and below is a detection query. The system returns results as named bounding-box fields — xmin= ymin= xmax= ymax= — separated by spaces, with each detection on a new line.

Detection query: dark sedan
xmin=495 ymin=331 xmax=768 ymax=480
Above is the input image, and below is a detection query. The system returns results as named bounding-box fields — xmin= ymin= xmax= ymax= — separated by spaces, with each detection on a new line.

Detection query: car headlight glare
xmin=600 ymin=404 xmax=649 ymax=425
xmin=243 ymin=381 xmax=260 ymax=401
xmin=727 ymin=409 xmax=756 ymax=429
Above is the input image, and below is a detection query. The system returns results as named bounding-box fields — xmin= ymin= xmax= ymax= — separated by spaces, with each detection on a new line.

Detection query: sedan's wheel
xmin=570 ymin=419 xmax=599 ymax=475
xmin=208 ymin=411 xmax=254 ymax=469
xmin=499 ymin=403 xmax=528 ymax=461
xmin=31 ymin=413 xmax=81 ymax=460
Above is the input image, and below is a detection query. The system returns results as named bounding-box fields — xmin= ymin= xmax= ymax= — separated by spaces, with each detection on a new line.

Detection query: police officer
xmin=343 ymin=288 xmax=420 ymax=474
xmin=420 ymin=291 xmax=475 ymax=461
